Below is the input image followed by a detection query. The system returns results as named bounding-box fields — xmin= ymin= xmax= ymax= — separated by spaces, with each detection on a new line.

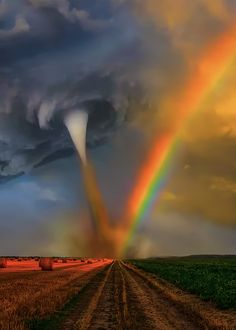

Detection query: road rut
xmin=53 ymin=261 xmax=236 ymax=329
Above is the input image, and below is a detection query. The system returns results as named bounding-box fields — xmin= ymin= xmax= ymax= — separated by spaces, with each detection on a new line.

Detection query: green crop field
xmin=130 ymin=256 xmax=236 ymax=310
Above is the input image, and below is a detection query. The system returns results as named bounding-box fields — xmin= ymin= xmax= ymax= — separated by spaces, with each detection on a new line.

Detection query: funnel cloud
xmin=64 ymin=109 xmax=88 ymax=165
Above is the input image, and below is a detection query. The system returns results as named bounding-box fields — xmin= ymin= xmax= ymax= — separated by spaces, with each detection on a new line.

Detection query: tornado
xmin=64 ymin=109 xmax=88 ymax=165
xmin=63 ymin=108 xmax=115 ymax=256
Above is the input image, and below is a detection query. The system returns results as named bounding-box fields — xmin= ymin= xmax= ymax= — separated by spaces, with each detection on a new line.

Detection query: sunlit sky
xmin=0 ymin=0 xmax=236 ymax=257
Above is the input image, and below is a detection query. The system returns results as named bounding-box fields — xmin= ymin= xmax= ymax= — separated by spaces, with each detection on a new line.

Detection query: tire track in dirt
xmin=88 ymin=261 xmax=131 ymax=329
xmin=60 ymin=263 xmax=114 ymax=330
xmin=124 ymin=262 xmax=236 ymax=330
xmin=45 ymin=261 xmax=236 ymax=330
xmin=59 ymin=261 xmax=202 ymax=329
xmin=120 ymin=262 xmax=202 ymax=330
xmin=59 ymin=262 xmax=131 ymax=330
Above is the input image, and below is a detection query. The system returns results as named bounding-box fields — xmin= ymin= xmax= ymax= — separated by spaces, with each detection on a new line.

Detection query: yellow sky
xmin=129 ymin=0 xmax=236 ymax=225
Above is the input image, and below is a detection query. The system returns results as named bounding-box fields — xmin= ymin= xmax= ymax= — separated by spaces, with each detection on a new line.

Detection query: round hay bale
xmin=0 ymin=258 xmax=7 ymax=268
xmin=39 ymin=257 xmax=53 ymax=271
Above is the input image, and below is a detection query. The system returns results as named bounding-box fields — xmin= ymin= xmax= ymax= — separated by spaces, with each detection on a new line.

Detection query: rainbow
xmin=123 ymin=24 xmax=236 ymax=251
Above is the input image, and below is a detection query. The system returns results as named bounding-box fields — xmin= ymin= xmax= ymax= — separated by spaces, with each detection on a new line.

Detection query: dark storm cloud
xmin=0 ymin=0 xmax=154 ymax=180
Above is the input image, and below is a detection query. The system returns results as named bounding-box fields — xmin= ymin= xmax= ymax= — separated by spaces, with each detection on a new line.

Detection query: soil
xmin=53 ymin=261 xmax=236 ymax=330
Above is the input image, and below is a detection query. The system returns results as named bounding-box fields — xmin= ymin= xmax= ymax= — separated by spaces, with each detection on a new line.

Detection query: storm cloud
xmin=0 ymin=0 xmax=156 ymax=180
xmin=1 ymin=0 xmax=236 ymax=251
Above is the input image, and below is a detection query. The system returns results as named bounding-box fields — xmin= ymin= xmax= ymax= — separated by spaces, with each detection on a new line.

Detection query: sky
xmin=0 ymin=0 xmax=236 ymax=257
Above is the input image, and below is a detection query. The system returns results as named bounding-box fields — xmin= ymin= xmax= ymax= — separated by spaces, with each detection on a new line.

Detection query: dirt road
xmin=49 ymin=261 xmax=236 ymax=330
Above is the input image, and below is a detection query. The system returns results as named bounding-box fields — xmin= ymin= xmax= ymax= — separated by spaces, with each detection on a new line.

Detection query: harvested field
xmin=0 ymin=259 xmax=111 ymax=329
xmin=0 ymin=258 xmax=97 ymax=273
